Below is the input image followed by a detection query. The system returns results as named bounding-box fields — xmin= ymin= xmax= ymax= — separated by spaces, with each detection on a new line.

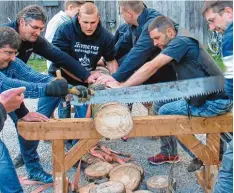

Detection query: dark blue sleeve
xmin=33 ymin=36 xmax=90 ymax=81
xmin=114 ymin=23 xmax=129 ymax=43
xmin=112 ymin=27 xmax=157 ymax=82
xmin=114 ymin=26 xmax=133 ymax=60
xmin=102 ymin=30 xmax=115 ymax=62
xmin=52 ymin=24 xmax=72 ymax=55
xmin=161 ymin=38 xmax=189 ymax=63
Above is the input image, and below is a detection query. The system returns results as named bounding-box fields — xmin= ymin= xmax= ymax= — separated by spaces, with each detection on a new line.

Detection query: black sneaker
xmin=13 ymin=154 xmax=24 ymax=169
xmin=28 ymin=169 xmax=53 ymax=184
xmin=187 ymin=158 xmax=203 ymax=172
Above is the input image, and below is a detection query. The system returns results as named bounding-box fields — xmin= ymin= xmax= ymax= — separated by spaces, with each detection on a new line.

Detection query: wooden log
xmin=94 ymin=102 xmax=133 ymax=139
xmin=78 ymin=183 xmax=96 ymax=193
xmin=81 ymin=151 xmax=102 ymax=165
xmin=134 ymin=191 xmax=153 ymax=193
xmin=109 ymin=163 xmax=144 ymax=177
xmin=91 ymin=66 xmax=133 ymax=139
xmin=84 ymin=161 xmax=113 ymax=180
xmin=18 ymin=114 xmax=233 ymax=140
xmin=146 ymin=175 xmax=176 ymax=193
xmin=109 ymin=166 xmax=141 ymax=191
xmin=89 ymin=181 xmax=125 ymax=193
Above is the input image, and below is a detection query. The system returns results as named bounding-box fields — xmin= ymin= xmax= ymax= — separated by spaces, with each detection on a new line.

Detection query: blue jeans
xmin=58 ymin=101 xmax=71 ymax=118
xmin=0 ymin=140 xmax=23 ymax=193
xmin=60 ymin=104 xmax=88 ymax=147
xmin=224 ymin=78 xmax=233 ymax=100
xmin=72 ymin=104 xmax=88 ymax=145
xmin=214 ymin=140 xmax=233 ymax=193
xmin=9 ymin=96 xmax=60 ymax=175
xmin=74 ymin=104 xmax=88 ymax=118
xmin=152 ymin=99 xmax=233 ymax=157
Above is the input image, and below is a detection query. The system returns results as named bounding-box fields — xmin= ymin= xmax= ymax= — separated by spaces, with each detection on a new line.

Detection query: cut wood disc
xmin=146 ymin=175 xmax=176 ymax=193
xmin=94 ymin=102 xmax=133 ymax=139
xmin=82 ymin=153 xmax=102 ymax=165
xmin=109 ymin=163 xmax=144 ymax=177
xmin=109 ymin=166 xmax=141 ymax=191
xmin=89 ymin=181 xmax=125 ymax=193
xmin=85 ymin=161 xmax=113 ymax=179
xmin=133 ymin=191 xmax=153 ymax=193
xmin=78 ymin=183 xmax=96 ymax=193
xmin=126 ymin=189 xmax=133 ymax=193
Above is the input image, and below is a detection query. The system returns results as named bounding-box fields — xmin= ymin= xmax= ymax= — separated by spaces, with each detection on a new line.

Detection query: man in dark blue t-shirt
xmin=108 ymin=16 xmax=232 ymax=171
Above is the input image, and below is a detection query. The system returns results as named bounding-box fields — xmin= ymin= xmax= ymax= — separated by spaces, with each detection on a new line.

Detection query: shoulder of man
xmin=222 ymin=23 xmax=233 ymax=57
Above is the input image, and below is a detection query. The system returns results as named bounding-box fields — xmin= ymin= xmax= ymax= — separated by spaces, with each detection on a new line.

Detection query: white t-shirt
xmin=45 ymin=11 xmax=71 ymax=69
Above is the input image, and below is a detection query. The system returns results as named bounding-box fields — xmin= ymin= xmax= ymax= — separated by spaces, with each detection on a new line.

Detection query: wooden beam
xmin=206 ymin=134 xmax=220 ymax=165
xmin=64 ymin=139 xmax=99 ymax=171
xmin=177 ymin=134 xmax=220 ymax=165
xmin=52 ymin=140 xmax=68 ymax=193
xmin=196 ymin=171 xmax=212 ymax=193
xmin=196 ymin=165 xmax=219 ymax=193
xmin=18 ymin=114 xmax=233 ymax=140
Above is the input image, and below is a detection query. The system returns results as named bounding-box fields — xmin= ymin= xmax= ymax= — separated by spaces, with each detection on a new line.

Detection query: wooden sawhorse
xmin=18 ymin=113 xmax=233 ymax=193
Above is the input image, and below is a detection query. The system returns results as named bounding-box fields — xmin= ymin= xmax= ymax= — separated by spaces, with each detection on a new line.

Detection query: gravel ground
xmin=2 ymin=99 xmax=204 ymax=193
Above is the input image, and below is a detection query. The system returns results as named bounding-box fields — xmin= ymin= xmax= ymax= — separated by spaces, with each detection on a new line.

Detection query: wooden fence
xmin=0 ymin=1 xmax=207 ymax=45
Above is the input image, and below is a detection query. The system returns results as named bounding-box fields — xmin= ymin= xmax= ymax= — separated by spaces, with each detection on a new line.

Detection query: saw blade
xmin=70 ymin=76 xmax=224 ymax=105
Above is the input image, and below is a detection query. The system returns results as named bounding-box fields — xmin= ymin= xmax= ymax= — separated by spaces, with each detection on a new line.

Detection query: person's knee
xmin=158 ymin=105 xmax=171 ymax=115
xmin=152 ymin=102 xmax=166 ymax=115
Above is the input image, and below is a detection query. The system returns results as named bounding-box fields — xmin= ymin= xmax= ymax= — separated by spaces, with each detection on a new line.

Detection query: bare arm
xmin=106 ymin=59 xmax=119 ymax=74
xmin=122 ymin=54 xmax=173 ymax=87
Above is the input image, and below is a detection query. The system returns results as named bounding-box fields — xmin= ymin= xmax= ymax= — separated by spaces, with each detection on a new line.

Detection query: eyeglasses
xmin=27 ymin=22 xmax=45 ymax=32
xmin=207 ymin=14 xmax=218 ymax=24
xmin=207 ymin=9 xmax=225 ymax=24
xmin=0 ymin=48 xmax=19 ymax=57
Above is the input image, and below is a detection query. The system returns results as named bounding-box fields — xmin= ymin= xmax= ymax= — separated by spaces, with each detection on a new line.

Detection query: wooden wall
xmin=0 ymin=1 xmax=207 ymax=45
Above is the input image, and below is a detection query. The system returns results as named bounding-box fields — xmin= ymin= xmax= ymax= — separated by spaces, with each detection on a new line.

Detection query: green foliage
xmin=213 ymin=56 xmax=225 ymax=72
xmin=27 ymin=58 xmax=47 ymax=73
xmin=207 ymin=50 xmax=225 ymax=72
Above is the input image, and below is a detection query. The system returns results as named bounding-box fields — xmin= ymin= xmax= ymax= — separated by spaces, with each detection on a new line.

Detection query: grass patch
xmin=207 ymin=50 xmax=225 ymax=71
xmin=212 ymin=55 xmax=225 ymax=71
xmin=28 ymin=58 xmax=47 ymax=73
